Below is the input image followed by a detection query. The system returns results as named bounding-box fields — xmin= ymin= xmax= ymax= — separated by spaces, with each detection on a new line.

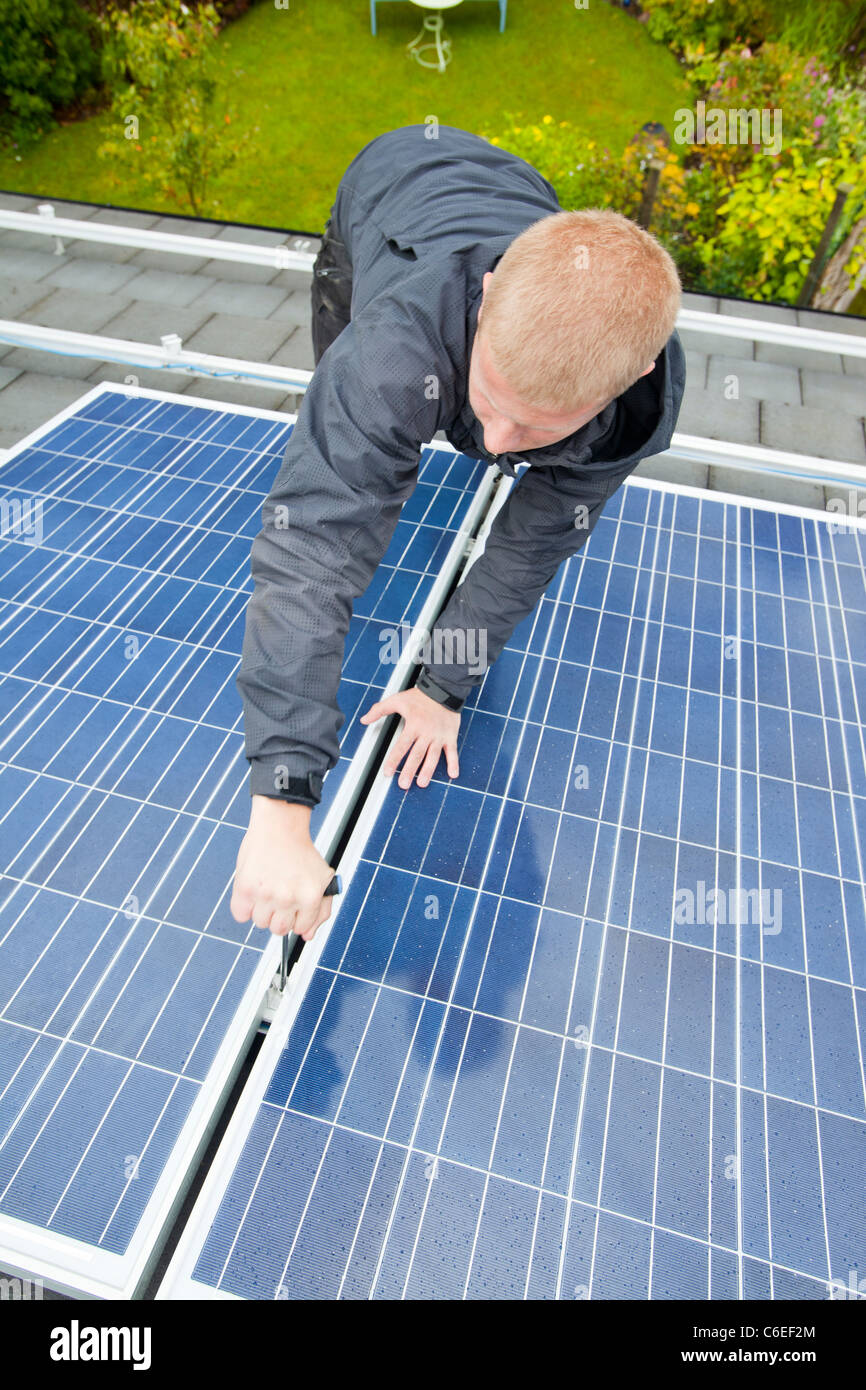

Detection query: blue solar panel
xmin=165 ymin=478 xmax=866 ymax=1300
xmin=0 ymin=384 xmax=489 ymax=1295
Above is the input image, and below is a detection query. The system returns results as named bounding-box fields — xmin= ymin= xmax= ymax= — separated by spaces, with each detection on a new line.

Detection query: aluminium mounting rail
xmin=1 ymin=205 xmax=864 ymax=356
xmin=0 ymin=320 xmax=862 ymax=494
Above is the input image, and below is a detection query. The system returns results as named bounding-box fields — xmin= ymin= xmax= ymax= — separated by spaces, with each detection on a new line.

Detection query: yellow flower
xmin=543 ymin=114 xmax=553 ymax=124
xmin=686 ymin=201 xmax=700 ymax=215
xmin=587 ymin=140 xmax=595 ymax=149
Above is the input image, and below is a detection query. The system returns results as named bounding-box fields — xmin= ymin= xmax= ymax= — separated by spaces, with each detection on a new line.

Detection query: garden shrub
xmin=484 ymin=82 xmax=866 ymax=306
xmin=638 ymin=0 xmax=864 ymax=75
xmin=0 ymin=0 xmax=102 ymax=148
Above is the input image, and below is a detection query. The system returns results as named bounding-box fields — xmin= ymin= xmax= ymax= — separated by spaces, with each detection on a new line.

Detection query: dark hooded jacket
xmin=237 ymin=125 xmax=686 ymax=806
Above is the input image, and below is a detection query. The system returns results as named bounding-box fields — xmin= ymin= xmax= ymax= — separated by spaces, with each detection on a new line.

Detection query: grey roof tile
xmin=191 ymin=279 xmax=289 ymax=318
xmin=97 ymin=299 xmax=215 ymax=343
xmin=0 ymin=363 xmax=24 ymax=391
xmin=683 ymin=349 xmax=707 ymax=390
xmin=212 ymin=224 xmax=294 ymax=246
xmin=675 ymin=384 xmax=760 ymax=444
xmin=760 ymin=401 xmax=866 ymax=461
xmin=717 ymin=299 xmax=799 ymax=324
xmin=39 ymin=257 xmax=144 ymax=294
xmin=17 ymin=287 xmax=126 ymax=335
xmin=0 ymin=227 xmax=63 ymax=252
xmin=706 ymin=355 xmax=801 ymax=405
xmin=0 ymin=193 xmax=42 ymax=212
xmin=145 ymin=216 xmax=222 ymax=238
xmin=796 ymin=308 xmax=866 ymax=335
xmin=0 ymin=248 xmax=66 ymax=283
xmin=268 ymin=326 xmax=316 ymax=372
xmin=0 ymin=275 xmax=57 ymax=317
xmin=755 ymin=340 xmax=844 ymax=371
xmin=63 ymin=239 xmax=142 ymax=264
xmin=800 ymin=368 xmax=866 ymax=414
xmin=90 ymin=207 xmax=163 ymax=230
xmin=118 ymin=267 xmax=217 ymax=306
xmin=184 ymin=311 xmax=294 ymax=359
xmin=268 ymin=266 xmax=317 ymax=294
xmin=194 ymin=256 xmax=284 ymax=284
xmin=267 ymin=290 xmax=310 ymax=328
xmin=0 ymin=371 xmax=91 ymax=434
xmin=681 ymin=291 xmax=719 ymax=313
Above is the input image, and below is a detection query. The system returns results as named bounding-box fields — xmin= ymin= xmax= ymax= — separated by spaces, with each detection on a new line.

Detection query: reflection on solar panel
xmin=161 ymin=478 xmax=866 ymax=1301
xmin=0 ymin=383 xmax=492 ymax=1297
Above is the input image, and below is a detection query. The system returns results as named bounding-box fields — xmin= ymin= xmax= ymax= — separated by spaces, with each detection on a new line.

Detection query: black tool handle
xmin=279 ymin=874 xmax=342 ymax=990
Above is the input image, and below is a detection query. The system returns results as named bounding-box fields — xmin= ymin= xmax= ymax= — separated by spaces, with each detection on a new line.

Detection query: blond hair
xmin=478 ymin=209 xmax=682 ymax=410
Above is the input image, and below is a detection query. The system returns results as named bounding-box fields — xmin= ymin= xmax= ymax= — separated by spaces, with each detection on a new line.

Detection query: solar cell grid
xmin=0 ymin=384 xmax=491 ymax=1296
xmin=163 ymin=478 xmax=866 ymax=1301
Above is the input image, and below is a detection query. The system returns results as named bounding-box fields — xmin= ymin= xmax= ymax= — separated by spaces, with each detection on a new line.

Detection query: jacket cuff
xmin=249 ymin=758 xmax=324 ymax=807
xmin=415 ymin=668 xmax=465 ymax=712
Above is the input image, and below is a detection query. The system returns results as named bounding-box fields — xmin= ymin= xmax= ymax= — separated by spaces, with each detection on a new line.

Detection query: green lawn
xmin=0 ymin=0 xmax=690 ymax=234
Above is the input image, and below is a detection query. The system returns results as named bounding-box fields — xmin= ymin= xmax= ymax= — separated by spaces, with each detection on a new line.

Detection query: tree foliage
xmin=96 ymin=0 xmax=256 ymax=216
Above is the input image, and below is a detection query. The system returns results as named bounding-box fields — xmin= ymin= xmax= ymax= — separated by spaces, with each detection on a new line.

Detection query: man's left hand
xmin=360 ymin=688 xmax=460 ymax=789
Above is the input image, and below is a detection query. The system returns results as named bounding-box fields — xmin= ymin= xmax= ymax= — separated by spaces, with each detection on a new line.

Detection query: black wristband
xmin=415 ymin=669 xmax=464 ymax=712
xmin=252 ymin=770 xmax=323 ymax=807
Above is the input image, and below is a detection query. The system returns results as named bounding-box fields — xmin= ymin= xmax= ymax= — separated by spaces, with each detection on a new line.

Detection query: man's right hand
xmin=230 ymin=795 xmax=336 ymax=943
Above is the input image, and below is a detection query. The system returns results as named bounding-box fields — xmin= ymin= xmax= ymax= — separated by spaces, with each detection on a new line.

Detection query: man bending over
xmin=230 ymin=123 xmax=686 ymax=944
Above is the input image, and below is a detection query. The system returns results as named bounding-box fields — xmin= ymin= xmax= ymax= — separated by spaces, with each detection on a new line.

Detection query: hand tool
xmin=279 ymin=873 xmax=342 ymax=992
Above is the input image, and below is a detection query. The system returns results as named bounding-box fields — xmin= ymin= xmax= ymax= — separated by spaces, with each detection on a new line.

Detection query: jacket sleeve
xmin=418 ymin=455 xmax=639 ymax=704
xmin=236 ymin=315 xmax=437 ymax=806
